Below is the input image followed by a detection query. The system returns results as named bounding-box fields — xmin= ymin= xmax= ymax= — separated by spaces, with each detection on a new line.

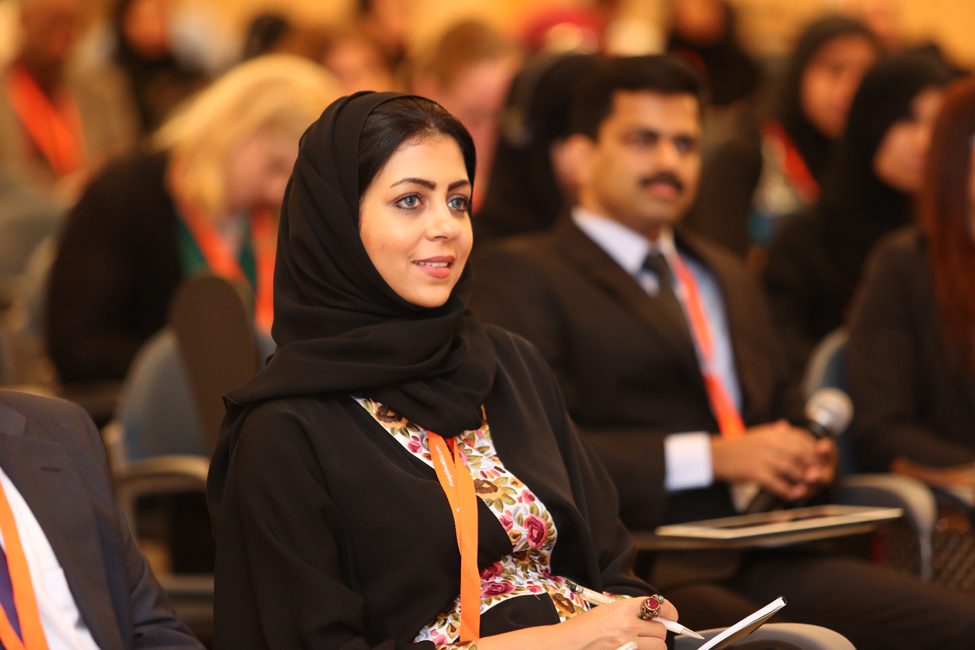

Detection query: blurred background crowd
xmin=0 ymin=0 xmax=974 ymax=642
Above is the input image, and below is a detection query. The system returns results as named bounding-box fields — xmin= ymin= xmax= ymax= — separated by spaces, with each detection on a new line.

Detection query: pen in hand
xmin=568 ymin=584 xmax=705 ymax=641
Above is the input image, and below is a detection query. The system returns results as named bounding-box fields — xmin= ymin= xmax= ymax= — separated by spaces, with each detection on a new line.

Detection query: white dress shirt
xmin=572 ymin=207 xmax=743 ymax=491
xmin=0 ymin=466 xmax=101 ymax=650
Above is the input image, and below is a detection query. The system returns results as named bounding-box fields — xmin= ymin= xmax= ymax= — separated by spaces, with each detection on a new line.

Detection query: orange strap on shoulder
xmin=5 ymin=64 xmax=84 ymax=178
xmin=428 ymin=432 xmax=480 ymax=642
xmin=669 ymin=253 xmax=746 ymax=441
xmin=0 ymin=480 xmax=50 ymax=650
xmin=249 ymin=210 xmax=276 ymax=332
xmin=179 ymin=202 xmax=276 ymax=332
xmin=761 ymin=119 xmax=820 ymax=204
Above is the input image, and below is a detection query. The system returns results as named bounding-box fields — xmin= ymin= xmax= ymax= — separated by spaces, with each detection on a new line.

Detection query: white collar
xmin=571 ymin=206 xmax=677 ymax=276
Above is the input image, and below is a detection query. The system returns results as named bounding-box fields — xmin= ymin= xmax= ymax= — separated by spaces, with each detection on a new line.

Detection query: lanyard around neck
xmin=427 ymin=432 xmax=480 ymax=642
xmin=178 ymin=201 xmax=276 ymax=332
xmin=762 ymin=119 xmax=820 ymax=204
xmin=5 ymin=64 xmax=84 ymax=178
xmin=667 ymin=252 xmax=746 ymax=440
xmin=0 ymin=480 xmax=49 ymax=650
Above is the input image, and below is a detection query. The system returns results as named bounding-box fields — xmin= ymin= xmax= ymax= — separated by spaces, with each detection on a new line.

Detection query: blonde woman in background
xmin=46 ymin=54 xmax=338 ymax=390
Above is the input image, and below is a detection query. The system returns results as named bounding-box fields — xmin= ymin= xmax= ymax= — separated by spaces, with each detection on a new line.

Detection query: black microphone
xmin=743 ymin=388 xmax=854 ymax=514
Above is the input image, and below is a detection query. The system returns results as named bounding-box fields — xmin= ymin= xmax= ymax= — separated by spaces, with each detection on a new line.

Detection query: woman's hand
xmin=475 ymin=596 xmax=677 ymax=650
xmin=554 ymin=596 xmax=677 ymax=650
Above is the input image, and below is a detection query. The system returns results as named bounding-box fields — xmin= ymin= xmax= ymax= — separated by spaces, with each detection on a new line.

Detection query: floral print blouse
xmin=356 ymin=398 xmax=613 ymax=649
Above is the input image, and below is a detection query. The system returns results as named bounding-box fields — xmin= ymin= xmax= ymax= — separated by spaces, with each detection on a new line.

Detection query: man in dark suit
xmin=0 ymin=388 xmax=202 ymax=650
xmin=471 ymin=55 xmax=975 ymax=650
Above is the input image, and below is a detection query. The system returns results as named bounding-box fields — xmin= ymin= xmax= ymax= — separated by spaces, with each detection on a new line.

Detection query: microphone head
xmin=805 ymin=388 xmax=854 ymax=437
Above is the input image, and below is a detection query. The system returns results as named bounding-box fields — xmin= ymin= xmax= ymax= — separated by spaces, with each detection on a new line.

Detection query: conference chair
xmin=803 ymin=328 xmax=936 ymax=581
xmin=105 ymin=274 xmax=274 ymax=642
xmin=0 ymin=177 xmax=62 ymax=310
xmin=675 ymin=623 xmax=855 ymax=650
xmin=0 ymin=235 xmax=59 ymax=391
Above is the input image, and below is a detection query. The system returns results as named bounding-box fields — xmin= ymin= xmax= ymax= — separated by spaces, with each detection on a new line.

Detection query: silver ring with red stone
xmin=638 ymin=595 xmax=664 ymax=621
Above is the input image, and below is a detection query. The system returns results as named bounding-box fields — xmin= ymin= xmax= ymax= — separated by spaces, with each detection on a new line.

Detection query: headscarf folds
xmin=220 ymin=91 xmax=497 ymax=439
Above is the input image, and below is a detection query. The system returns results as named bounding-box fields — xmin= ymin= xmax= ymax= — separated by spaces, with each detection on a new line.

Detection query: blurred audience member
xmin=111 ymin=0 xmax=208 ymax=135
xmin=241 ymin=12 xmax=291 ymax=60
xmin=46 ymin=55 xmax=338 ymax=387
xmin=847 ymin=78 xmax=975 ymax=473
xmin=667 ymin=0 xmax=760 ymax=107
xmin=413 ymin=20 xmax=520 ymax=209
xmin=356 ymin=0 xmax=410 ymax=71
xmin=319 ymin=28 xmax=397 ymax=94
xmin=475 ymin=53 xmax=597 ymax=242
xmin=764 ymin=53 xmax=952 ymax=378
xmin=751 ymin=16 xmax=880 ymax=244
xmin=471 ymin=55 xmax=975 ymax=648
xmin=686 ymin=17 xmax=879 ymax=257
xmin=522 ymin=6 xmax=605 ymax=55
xmin=0 ymin=0 xmax=137 ymax=203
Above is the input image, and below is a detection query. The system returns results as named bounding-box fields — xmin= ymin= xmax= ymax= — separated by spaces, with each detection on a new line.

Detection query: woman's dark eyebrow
xmin=392 ymin=178 xmax=472 ymax=191
xmin=393 ymin=177 xmax=435 ymax=189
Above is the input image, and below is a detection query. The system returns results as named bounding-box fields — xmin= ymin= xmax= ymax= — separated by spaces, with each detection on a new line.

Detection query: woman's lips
xmin=413 ymin=257 xmax=454 ymax=279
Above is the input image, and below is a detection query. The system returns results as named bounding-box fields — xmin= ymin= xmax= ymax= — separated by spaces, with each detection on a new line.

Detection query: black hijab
xmin=474 ymin=54 xmax=597 ymax=242
xmin=667 ymin=2 xmax=760 ymax=107
xmin=218 ymin=91 xmax=497 ymax=454
xmin=776 ymin=16 xmax=878 ymax=184
xmin=817 ymin=52 xmax=953 ymax=282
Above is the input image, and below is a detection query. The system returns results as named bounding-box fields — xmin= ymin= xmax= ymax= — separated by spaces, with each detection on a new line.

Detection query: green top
xmin=175 ymin=217 xmax=258 ymax=289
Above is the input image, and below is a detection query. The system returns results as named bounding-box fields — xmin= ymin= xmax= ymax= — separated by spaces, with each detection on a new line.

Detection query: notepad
xmin=695 ymin=597 xmax=787 ymax=649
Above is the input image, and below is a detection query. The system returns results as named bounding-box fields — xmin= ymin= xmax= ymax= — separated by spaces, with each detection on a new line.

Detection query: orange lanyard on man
xmin=428 ymin=432 xmax=480 ymax=642
xmin=5 ymin=64 xmax=85 ymax=178
xmin=0 ymin=480 xmax=49 ymax=650
xmin=668 ymin=252 xmax=747 ymax=440
xmin=179 ymin=202 xmax=277 ymax=332
xmin=761 ymin=119 xmax=819 ymax=204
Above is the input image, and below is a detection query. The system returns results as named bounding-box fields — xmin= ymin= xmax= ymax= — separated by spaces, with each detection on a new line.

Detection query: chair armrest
xmin=835 ymin=473 xmax=936 ymax=580
xmin=835 ymin=474 xmax=936 ymax=534
xmin=113 ymin=455 xmax=210 ymax=533
xmin=674 ymin=623 xmax=855 ymax=650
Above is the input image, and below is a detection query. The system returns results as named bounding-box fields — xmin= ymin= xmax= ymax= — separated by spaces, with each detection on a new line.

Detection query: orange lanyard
xmin=668 ymin=253 xmax=746 ymax=440
xmin=427 ymin=432 xmax=480 ymax=642
xmin=5 ymin=64 xmax=84 ymax=178
xmin=179 ymin=202 xmax=276 ymax=332
xmin=0 ymin=481 xmax=49 ymax=650
xmin=762 ymin=119 xmax=820 ymax=204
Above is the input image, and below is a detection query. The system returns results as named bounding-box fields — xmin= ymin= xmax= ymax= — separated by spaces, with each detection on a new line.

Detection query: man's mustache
xmin=640 ymin=173 xmax=684 ymax=194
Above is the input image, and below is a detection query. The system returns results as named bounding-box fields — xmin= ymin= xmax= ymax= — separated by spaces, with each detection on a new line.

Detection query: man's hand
xmin=710 ymin=420 xmax=837 ymax=502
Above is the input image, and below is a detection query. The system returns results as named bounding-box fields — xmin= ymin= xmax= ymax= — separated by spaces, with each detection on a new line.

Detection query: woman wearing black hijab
xmin=763 ymin=53 xmax=953 ymax=378
xmin=206 ymin=91 xmax=675 ymax=650
xmin=474 ymin=54 xmax=597 ymax=243
xmin=684 ymin=16 xmax=879 ymax=257
xmin=666 ymin=0 xmax=760 ymax=107
xmin=748 ymin=16 xmax=880 ymax=247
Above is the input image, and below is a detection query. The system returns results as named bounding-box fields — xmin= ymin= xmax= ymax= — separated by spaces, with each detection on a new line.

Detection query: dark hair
xmin=357 ymin=96 xmax=477 ymax=209
xmin=918 ymin=78 xmax=975 ymax=373
xmin=569 ymin=55 xmax=709 ymax=139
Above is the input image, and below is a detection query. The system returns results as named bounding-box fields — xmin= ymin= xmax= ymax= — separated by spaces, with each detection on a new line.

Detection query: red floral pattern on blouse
xmin=356 ymin=398 xmax=605 ymax=649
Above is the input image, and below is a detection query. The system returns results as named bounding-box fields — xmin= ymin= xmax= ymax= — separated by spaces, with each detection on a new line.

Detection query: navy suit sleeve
xmin=72 ymin=400 xmax=204 ymax=649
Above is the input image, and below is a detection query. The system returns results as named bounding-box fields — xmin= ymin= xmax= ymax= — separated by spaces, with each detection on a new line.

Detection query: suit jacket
xmin=847 ymin=228 xmax=975 ymax=471
xmin=471 ymin=218 xmax=801 ymax=531
xmin=0 ymin=389 xmax=201 ymax=650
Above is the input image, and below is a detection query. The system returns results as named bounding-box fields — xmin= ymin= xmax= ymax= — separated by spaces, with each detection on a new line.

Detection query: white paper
xmin=696 ymin=597 xmax=787 ymax=650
